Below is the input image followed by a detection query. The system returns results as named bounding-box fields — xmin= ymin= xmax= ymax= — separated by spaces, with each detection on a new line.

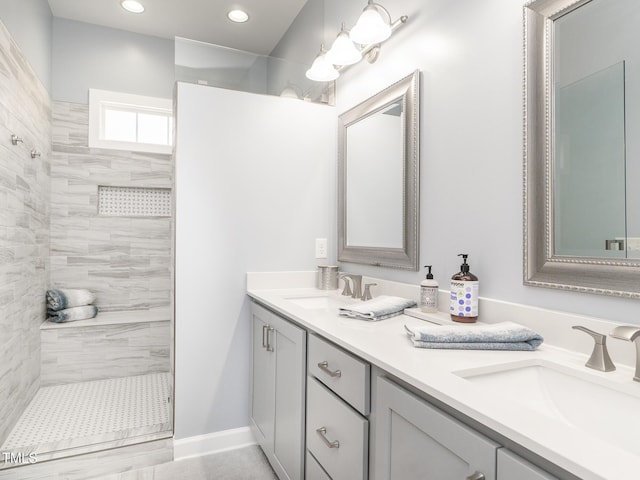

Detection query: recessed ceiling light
xmin=121 ymin=0 xmax=145 ymax=14
xmin=227 ymin=9 xmax=249 ymax=23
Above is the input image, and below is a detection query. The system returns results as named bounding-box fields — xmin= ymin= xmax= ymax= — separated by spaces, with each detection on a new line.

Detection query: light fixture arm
xmin=356 ymin=15 xmax=407 ymax=65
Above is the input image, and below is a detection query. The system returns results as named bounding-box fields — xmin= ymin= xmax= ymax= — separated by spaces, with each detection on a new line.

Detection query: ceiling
xmin=47 ymin=0 xmax=309 ymax=56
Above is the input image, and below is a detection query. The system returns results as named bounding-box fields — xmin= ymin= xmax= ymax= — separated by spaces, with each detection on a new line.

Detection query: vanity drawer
xmin=307 ymin=377 xmax=368 ymax=480
xmin=308 ymin=334 xmax=370 ymax=415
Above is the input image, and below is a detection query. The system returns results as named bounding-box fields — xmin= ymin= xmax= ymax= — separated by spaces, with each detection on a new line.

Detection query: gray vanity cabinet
xmin=497 ymin=450 xmax=558 ymax=480
xmin=249 ymin=302 xmax=306 ymax=480
xmin=373 ymin=375 xmax=499 ymax=480
xmin=306 ymin=334 xmax=370 ymax=480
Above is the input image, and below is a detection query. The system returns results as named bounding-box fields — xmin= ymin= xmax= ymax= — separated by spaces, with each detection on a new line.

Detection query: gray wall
xmin=0 ymin=0 xmax=52 ymax=92
xmin=270 ymin=0 xmax=324 ymax=66
xmin=0 ymin=19 xmax=51 ymax=444
xmin=319 ymin=0 xmax=640 ymax=324
xmin=267 ymin=0 xmax=327 ymax=101
xmin=51 ymin=18 xmax=175 ymax=103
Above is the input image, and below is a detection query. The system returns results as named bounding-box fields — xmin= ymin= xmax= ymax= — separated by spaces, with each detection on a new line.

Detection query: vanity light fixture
xmin=120 ymin=0 xmax=145 ymax=14
xmin=227 ymin=9 xmax=249 ymax=23
xmin=279 ymin=83 xmax=304 ymax=99
xmin=305 ymin=1 xmax=407 ymax=82
xmin=326 ymin=24 xmax=362 ymax=66
xmin=305 ymin=45 xmax=339 ymax=82
xmin=350 ymin=0 xmax=392 ymax=45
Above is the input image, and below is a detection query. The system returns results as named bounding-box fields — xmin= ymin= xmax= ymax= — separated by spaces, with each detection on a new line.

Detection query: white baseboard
xmin=173 ymin=426 xmax=256 ymax=461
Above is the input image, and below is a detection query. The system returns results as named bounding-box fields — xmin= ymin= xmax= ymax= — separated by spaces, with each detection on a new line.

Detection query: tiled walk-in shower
xmin=1 ymin=16 xmax=175 ymax=478
xmin=1 ymin=373 xmax=171 ymax=456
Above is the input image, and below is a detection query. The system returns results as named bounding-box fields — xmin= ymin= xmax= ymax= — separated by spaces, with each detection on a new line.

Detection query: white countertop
xmin=247 ymin=283 xmax=640 ymax=480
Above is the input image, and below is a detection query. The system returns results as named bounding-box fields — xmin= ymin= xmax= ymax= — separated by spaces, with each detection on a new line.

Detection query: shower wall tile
xmin=40 ymin=320 xmax=171 ymax=385
xmin=51 ymin=101 xmax=173 ymax=313
xmin=0 ymin=21 xmax=50 ymax=444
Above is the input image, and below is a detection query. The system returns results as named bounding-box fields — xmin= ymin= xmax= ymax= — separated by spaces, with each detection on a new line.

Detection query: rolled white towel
xmin=46 ymin=289 xmax=95 ymax=311
xmin=47 ymin=305 xmax=98 ymax=323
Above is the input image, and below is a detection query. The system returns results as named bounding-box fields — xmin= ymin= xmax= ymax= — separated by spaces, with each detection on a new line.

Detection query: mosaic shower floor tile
xmin=1 ymin=373 xmax=171 ymax=455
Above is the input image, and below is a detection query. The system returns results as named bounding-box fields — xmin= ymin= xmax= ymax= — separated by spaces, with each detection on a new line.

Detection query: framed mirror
xmin=524 ymin=0 xmax=640 ymax=297
xmin=338 ymin=70 xmax=420 ymax=270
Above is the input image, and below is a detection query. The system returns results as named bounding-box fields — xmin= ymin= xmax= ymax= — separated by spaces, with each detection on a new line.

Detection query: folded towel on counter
xmin=46 ymin=289 xmax=95 ymax=311
xmin=47 ymin=305 xmax=98 ymax=323
xmin=404 ymin=321 xmax=543 ymax=351
xmin=339 ymin=295 xmax=417 ymax=321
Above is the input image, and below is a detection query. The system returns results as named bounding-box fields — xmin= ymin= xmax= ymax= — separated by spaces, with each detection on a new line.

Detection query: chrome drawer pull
xmin=266 ymin=326 xmax=274 ymax=352
xmin=316 ymin=427 xmax=340 ymax=449
xmin=466 ymin=472 xmax=485 ymax=480
xmin=262 ymin=325 xmax=268 ymax=349
xmin=262 ymin=325 xmax=274 ymax=352
xmin=317 ymin=361 xmax=341 ymax=378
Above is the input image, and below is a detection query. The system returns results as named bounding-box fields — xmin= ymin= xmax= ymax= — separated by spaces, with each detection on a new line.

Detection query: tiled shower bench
xmin=40 ymin=309 xmax=171 ymax=386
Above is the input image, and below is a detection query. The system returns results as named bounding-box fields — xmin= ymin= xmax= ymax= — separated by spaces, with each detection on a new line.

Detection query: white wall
xmin=174 ymin=83 xmax=336 ymax=439
xmin=314 ymin=0 xmax=640 ymax=323
xmin=0 ymin=0 xmax=52 ymax=92
xmin=51 ymin=18 xmax=174 ymax=103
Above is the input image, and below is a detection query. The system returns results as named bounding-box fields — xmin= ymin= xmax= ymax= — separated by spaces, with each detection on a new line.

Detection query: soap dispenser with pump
xmin=450 ymin=253 xmax=479 ymax=323
xmin=420 ymin=265 xmax=439 ymax=313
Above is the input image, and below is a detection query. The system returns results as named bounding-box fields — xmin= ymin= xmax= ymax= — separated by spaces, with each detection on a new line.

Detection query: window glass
xmin=138 ymin=112 xmax=169 ymax=145
xmin=89 ymin=89 xmax=173 ymax=154
xmin=104 ymin=109 xmax=137 ymax=142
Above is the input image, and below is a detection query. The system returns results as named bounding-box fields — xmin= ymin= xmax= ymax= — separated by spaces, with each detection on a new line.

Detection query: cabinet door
xmin=249 ymin=302 xmax=306 ymax=480
xmin=497 ymin=449 xmax=558 ymax=480
xmin=373 ymin=376 xmax=499 ymax=480
xmin=272 ymin=314 xmax=307 ymax=480
xmin=250 ymin=306 xmax=276 ymax=453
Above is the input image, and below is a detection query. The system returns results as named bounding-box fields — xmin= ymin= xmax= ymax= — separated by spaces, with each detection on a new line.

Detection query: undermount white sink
xmin=285 ymin=295 xmax=333 ymax=310
xmin=284 ymin=292 xmax=358 ymax=310
xmin=455 ymin=359 xmax=640 ymax=455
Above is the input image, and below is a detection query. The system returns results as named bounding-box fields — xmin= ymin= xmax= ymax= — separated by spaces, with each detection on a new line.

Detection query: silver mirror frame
xmin=338 ymin=70 xmax=420 ymax=270
xmin=524 ymin=0 xmax=640 ymax=298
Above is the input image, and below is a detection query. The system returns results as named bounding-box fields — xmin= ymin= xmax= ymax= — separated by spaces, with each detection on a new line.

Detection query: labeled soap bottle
xmin=450 ymin=254 xmax=479 ymax=323
xmin=420 ymin=265 xmax=439 ymax=313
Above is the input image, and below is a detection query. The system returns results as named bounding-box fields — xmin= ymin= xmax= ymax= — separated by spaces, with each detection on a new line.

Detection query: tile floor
xmin=90 ymin=446 xmax=277 ymax=480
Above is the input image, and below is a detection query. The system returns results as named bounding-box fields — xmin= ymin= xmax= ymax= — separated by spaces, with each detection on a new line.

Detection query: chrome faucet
xmin=339 ymin=274 xmax=362 ymax=299
xmin=362 ymin=283 xmax=377 ymax=301
xmin=339 ymin=274 xmax=353 ymax=297
xmin=572 ymin=326 xmax=616 ymax=372
xmin=610 ymin=325 xmax=640 ymax=382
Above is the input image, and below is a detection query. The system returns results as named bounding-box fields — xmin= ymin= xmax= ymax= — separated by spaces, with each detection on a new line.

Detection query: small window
xmin=89 ymin=89 xmax=173 ymax=154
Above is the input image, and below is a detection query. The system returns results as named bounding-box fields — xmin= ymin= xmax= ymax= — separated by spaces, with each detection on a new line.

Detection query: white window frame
xmin=88 ymin=89 xmax=173 ymax=154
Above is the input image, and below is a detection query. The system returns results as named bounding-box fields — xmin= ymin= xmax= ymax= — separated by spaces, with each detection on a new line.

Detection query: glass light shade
xmin=350 ymin=4 xmax=392 ymax=45
xmin=280 ymin=86 xmax=301 ymax=99
xmin=305 ymin=52 xmax=339 ymax=82
xmin=326 ymin=30 xmax=362 ymax=66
